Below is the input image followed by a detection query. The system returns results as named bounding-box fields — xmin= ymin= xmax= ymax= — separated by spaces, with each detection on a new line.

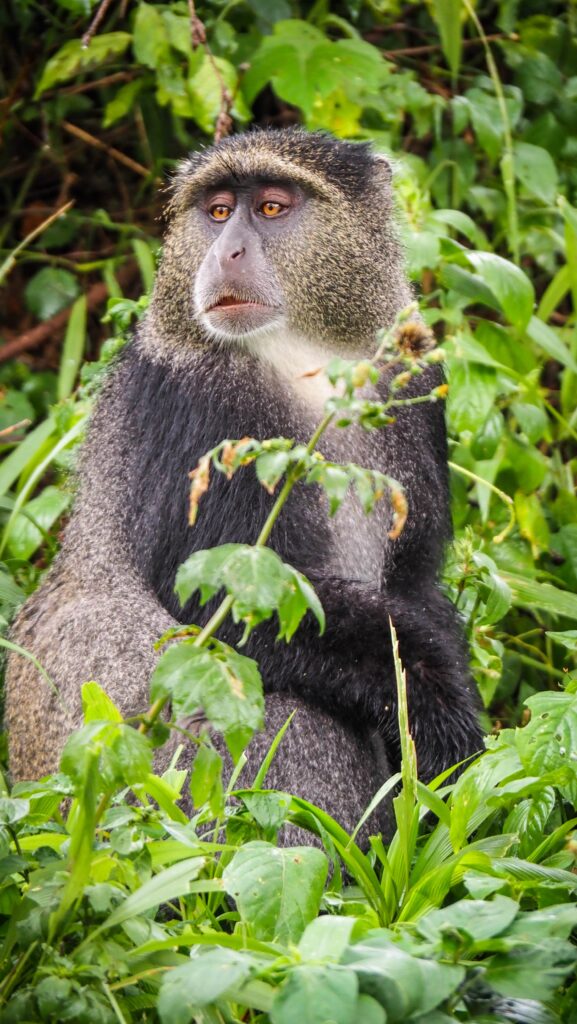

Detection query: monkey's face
xmin=149 ymin=131 xmax=411 ymax=355
xmin=193 ymin=179 xmax=298 ymax=341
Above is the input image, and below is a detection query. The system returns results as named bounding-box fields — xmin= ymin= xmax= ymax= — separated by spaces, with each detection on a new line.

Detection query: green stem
xmin=461 ymin=0 xmax=519 ymax=265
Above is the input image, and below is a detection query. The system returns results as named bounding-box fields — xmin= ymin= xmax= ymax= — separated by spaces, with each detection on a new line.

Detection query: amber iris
xmin=210 ymin=205 xmax=232 ymax=221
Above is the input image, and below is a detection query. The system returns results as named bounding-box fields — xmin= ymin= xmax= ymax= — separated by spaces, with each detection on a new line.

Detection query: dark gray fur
xmin=6 ymin=129 xmax=482 ymax=840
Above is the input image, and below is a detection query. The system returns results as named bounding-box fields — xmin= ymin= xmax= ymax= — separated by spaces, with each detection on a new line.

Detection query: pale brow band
xmin=167 ymin=149 xmax=342 ymax=214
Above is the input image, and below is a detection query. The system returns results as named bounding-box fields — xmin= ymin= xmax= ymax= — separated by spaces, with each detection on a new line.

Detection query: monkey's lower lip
xmin=207 ymin=298 xmax=272 ymax=312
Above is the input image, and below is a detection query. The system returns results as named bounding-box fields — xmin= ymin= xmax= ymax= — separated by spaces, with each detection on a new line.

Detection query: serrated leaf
xmin=223 ymin=840 xmax=327 ymax=943
xmin=222 ymin=546 xmax=290 ymax=618
xmin=150 ymin=641 xmax=264 ymax=762
xmin=174 ymin=543 xmax=242 ymax=606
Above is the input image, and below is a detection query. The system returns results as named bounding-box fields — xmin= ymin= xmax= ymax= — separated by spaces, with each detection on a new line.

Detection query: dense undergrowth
xmin=0 ymin=1 xmax=576 ymax=1021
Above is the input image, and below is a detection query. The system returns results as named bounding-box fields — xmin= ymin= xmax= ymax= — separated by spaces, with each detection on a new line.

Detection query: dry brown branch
xmin=81 ymin=0 xmax=116 ymax=49
xmin=61 ymin=121 xmax=155 ymax=180
xmin=50 ymin=71 xmax=139 ymax=98
xmin=0 ymin=262 xmax=138 ymax=364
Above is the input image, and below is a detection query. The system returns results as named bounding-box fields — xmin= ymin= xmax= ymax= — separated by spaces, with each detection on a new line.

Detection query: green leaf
xmin=467 ymin=253 xmax=535 ymax=332
xmin=516 ymin=689 xmax=577 ymax=778
xmin=343 ymin=938 xmax=465 ymax=1021
xmin=486 ymin=938 xmax=576 ymax=1001
xmin=416 ymin=895 xmax=519 ymax=946
xmin=132 ymin=3 xmax=169 ymax=68
xmin=25 ymin=268 xmax=80 ymax=321
xmin=525 ymin=316 xmax=577 ymax=372
xmin=58 ymin=294 xmax=86 ymax=400
xmin=297 ymin=916 xmax=356 ymax=961
xmin=500 ymin=572 xmax=577 ymax=620
xmin=6 ymin=485 xmax=71 ymax=561
xmin=222 ymin=840 xmax=328 ymax=944
xmin=431 ymin=0 xmax=462 ymax=78
xmin=546 ymin=630 xmax=577 ymax=652
xmin=190 ymin=743 xmax=222 ymax=809
xmin=81 ymin=681 xmax=122 ymax=723
xmin=307 ymin=463 xmax=351 ymax=515
xmin=103 ymin=79 xmax=144 ymax=128
xmin=446 ymin=361 xmax=499 ymax=434
xmin=271 ymin=965 xmax=358 ymax=1024
xmin=102 ymin=856 xmax=206 ymax=931
xmin=175 ymin=543 xmax=243 ymax=606
xmin=513 ymin=142 xmax=558 ymax=203
xmin=150 ymin=641 xmax=264 ymax=762
xmin=188 ymin=54 xmax=249 ymax=134
xmin=223 ymin=546 xmax=290 ymax=619
xmin=277 ymin=569 xmax=325 ymax=642
xmin=35 ymin=32 xmax=132 ymax=95
xmin=158 ymin=949 xmax=257 ymax=1023
xmin=514 ymin=491 xmax=550 ymax=554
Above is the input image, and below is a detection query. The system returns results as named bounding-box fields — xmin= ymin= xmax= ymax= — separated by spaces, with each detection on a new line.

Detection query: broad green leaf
xmin=416 ymin=895 xmax=518 ymax=946
xmin=6 ymin=485 xmax=71 ymax=561
xmin=223 ymin=840 xmax=327 ymax=944
xmin=486 ymin=938 xmax=576 ymax=1001
xmin=467 ymin=252 xmax=535 ymax=332
xmin=35 ymin=32 xmax=132 ymax=95
xmin=343 ymin=939 xmax=464 ymax=1021
xmin=58 ymin=294 xmax=86 ymax=400
xmin=158 ymin=949 xmax=257 ymax=1023
xmin=271 ymin=965 xmax=358 ymax=1024
xmin=25 ymin=268 xmax=80 ymax=321
xmin=513 ymin=142 xmax=558 ymax=203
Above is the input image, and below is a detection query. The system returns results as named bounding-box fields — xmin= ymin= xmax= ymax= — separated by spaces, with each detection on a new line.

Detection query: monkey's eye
xmin=209 ymin=204 xmax=233 ymax=221
xmin=259 ymin=201 xmax=285 ymax=218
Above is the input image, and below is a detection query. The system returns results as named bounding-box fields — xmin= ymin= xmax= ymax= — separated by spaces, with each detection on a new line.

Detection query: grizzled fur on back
xmin=6 ymin=129 xmax=482 ymax=839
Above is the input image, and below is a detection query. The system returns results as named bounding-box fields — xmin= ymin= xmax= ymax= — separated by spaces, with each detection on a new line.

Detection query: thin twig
xmin=187 ymin=0 xmax=232 ymax=142
xmin=382 ymin=33 xmax=518 ymax=60
xmin=62 ymin=121 xmax=154 ymax=180
xmin=0 ymin=200 xmax=74 ymax=284
xmin=49 ymin=71 xmax=138 ymax=98
xmin=81 ymin=0 xmax=116 ymax=48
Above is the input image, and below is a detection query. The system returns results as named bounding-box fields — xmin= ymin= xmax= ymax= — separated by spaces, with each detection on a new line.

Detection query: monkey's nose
xmin=229 ymin=246 xmax=245 ymax=261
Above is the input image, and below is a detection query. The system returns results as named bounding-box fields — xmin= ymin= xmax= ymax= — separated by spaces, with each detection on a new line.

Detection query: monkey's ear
xmin=373 ymin=152 xmax=393 ymax=187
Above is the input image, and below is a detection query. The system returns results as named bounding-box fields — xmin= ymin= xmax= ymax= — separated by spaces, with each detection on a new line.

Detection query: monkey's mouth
xmin=207 ymin=295 xmax=273 ymax=312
